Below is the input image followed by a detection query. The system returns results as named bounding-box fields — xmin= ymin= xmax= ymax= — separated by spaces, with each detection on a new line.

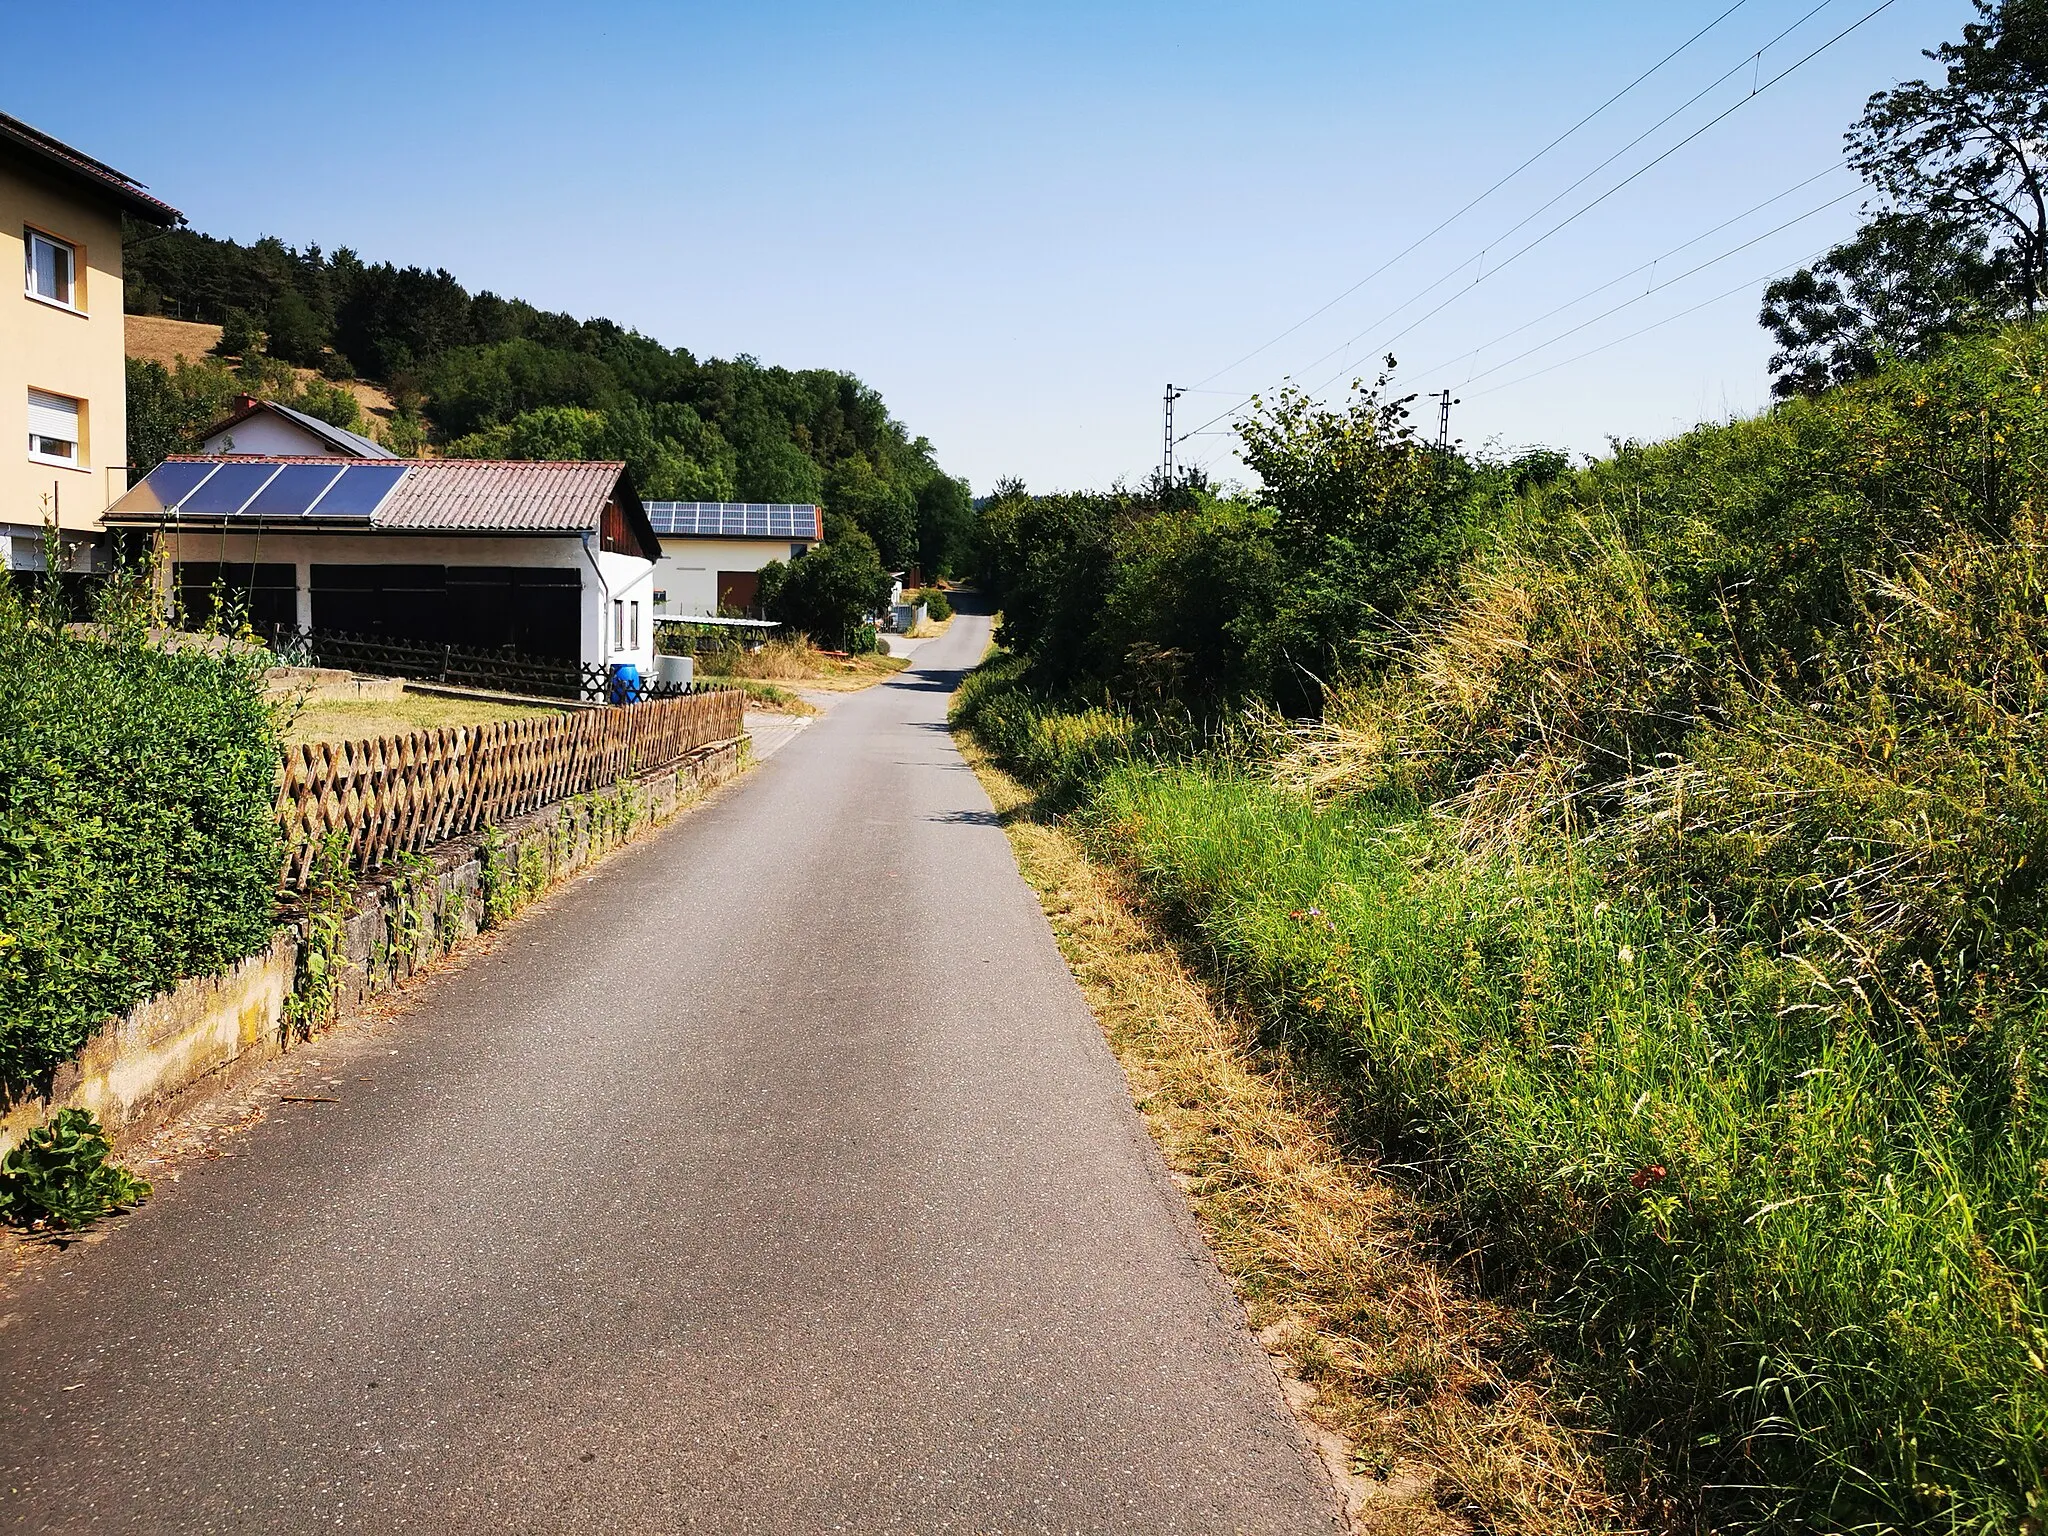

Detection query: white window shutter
xmin=27 ymin=390 xmax=79 ymax=442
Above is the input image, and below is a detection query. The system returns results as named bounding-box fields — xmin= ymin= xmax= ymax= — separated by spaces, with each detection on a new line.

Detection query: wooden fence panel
xmin=274 ymin=689 xmax=744 ymax=889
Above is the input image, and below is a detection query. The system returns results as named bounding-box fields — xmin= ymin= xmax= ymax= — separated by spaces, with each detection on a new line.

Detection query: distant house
xmin=197 ymin=395 xmax=394 ymax=459
xmin=1 ymin=111 xmax=181 ymax=575
xmin=102 ymin=456 xmax=658 ymax=675
xmin=645 ymin=501 xmax=821 ymax=617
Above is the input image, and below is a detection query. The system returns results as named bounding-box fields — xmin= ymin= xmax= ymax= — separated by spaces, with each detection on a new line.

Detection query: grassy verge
xmin=696 ymin=636 xmax=909 ymax=692
xmin=955 ymin=662 xmax=2048 ymax=1535
xmin=959 ymin=732 xmax=1615 ymax=1535
xmin=281 ymin=691 xmax=565 ymax=744
xmin=719 ymin=678 xmax=820 ymax=715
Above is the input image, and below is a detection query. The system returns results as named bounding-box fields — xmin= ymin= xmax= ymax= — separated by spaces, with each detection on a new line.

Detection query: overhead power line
xmin=1184 ymin=0 xmax=1756 ymax=392
xmin=1422 ymin=161 xmax=1848 ymax=380
xmin=1410 ymin=181 xmax=1859 ymax=394
xmin=1180 ymin=0 xmax=1896 ymax=445
xmin=1181 ymin=169 xmax=1849 ymax=466
xmin=1293 ymin=0 xmax=1895 ymax=401
xmin=1466 ymin=249 xmax=1832 ymax=398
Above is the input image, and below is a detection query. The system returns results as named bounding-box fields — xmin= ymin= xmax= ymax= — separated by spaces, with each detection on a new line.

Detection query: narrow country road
xmin=1 ymin=605 xmax=1342 ymax=1535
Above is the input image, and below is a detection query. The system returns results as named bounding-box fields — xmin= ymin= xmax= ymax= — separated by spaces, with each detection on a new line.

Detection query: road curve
xmin=1 ymin=604 xmax=1342 ymax=1534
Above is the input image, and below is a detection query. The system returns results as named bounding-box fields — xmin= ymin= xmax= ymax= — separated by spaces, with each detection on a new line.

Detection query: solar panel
xmin=642 ymin=501 xmax=818 ymax=539
xmin=308 ymin=463 xmax=407 ymax=519
xmin=107 ymin=460 xmax=221 ymax=515
xmin=178 ymin=460 xmax=283 ymax=515
xmin=243 ymin=462 xmax=346 ymax=518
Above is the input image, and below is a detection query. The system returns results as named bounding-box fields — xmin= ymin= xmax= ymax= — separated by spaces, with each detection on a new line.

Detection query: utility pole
xmin=1433 ymin=391 xmax=1459 ymax=487
xmin=1162 ymin=384 xmax=1184 ymax=488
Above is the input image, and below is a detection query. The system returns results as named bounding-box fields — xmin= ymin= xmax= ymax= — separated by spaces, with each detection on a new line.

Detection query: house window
xmin=613 ymin=597 xmax=624 ymax=649
xmin=629 ymin=601 xmax=640 ymax=648
xmin=25 ymin=230 xmax=77 ymax=309
xmin=27 ymin=389 xmax=81 ymax=467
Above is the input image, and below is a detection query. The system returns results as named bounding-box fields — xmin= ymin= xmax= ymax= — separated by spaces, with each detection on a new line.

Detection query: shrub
xmin=918 ymin=585 xmax=952 ymax=621
xmin=0 ymin=1108 xmax=151 ymax=1230
xmin=757 ymin=525 xmax=892 ymax=649
xmin=0 ymin=589 xmax=282 ymax=1092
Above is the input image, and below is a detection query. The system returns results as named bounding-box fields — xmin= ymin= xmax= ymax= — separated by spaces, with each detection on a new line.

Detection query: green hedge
xmin=0 ymin=601 xmax=282 ymax=1091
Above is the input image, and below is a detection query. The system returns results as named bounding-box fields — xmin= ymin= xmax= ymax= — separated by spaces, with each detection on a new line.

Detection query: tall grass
xmin=956 ymin=319 xmax=2048 ymax=1531
xmin=1076 ymin=760 xmax=2044 ymax=1534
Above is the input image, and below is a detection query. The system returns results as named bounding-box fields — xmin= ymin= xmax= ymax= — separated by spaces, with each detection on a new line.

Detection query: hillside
xmin=121 ymin=228 xmax=974 ymax=575
xmin=125 ymin=314 xmax=400 ymax=437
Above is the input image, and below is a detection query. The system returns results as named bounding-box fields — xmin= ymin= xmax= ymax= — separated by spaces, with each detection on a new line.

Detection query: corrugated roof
xmin=0 ymin=111 xmax=182 ymax=225
xmin=374 ymin=459 xmax=628 ymax=532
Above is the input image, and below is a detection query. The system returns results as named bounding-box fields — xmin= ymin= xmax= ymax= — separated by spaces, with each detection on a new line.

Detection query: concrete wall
xmin=0 ymin=737 xmax=743 ymax=1157
xmin=652 ymin=536 xmax=814 ymax=617
xmin=0 ymin=160 xmax=130 ymax=556
xmin=160 ymin=528 xmax=655 ymax=673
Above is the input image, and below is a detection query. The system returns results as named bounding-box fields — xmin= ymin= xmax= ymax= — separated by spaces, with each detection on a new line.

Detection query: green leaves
xmin=759 ymin=526 xmax=894 ymax=651
xmin=0 ymin=1109 xmax=151 ymax=1231
xmin=0 ymin=603 xmax=282 ymax=1092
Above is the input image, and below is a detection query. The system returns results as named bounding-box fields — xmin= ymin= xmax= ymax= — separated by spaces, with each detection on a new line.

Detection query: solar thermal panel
xmin=309 ymin=463 xmax=407 ymax=519
xmin=108 ymin=460 xmax=221 ymax=514
xmin=243 ymin=462 xmax=346 ymax=518
xmin=178 ymin=460 xmax=282 ymax=515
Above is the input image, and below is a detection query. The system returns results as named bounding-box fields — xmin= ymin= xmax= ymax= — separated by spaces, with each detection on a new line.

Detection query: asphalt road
xmin=1 ymin=605 xmax=1341 ymax=1534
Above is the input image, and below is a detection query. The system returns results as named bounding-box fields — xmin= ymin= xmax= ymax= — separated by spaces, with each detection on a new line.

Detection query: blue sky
xmin=6 ymin=1 xmax=1964 ymax=491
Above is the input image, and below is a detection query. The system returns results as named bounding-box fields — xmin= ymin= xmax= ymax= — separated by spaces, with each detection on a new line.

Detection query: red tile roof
xmin=0 ymin=111 xmax=181 ymax=225
xmin=106 ymin=456 xmax=660 ymax=559
xmin=374 ymin=459 xmax=629 ymax=532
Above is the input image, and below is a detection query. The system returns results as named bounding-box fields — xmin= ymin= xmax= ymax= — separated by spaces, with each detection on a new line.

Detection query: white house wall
xmin=652 ymin=536 xmax=812 ymax=616
xmin=199 ymin=416 xmax=337 ymax=456
xmin=163 ymin=529 xmax=653 ymax=674
xmin=591 ymin=547 xmax=656 ymax=675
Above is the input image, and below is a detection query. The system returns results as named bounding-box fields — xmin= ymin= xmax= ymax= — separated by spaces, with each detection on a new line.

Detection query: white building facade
xmin=644 ymin=502 xmax=821 ymax=617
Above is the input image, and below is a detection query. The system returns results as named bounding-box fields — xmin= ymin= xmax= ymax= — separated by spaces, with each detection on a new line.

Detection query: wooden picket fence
xmin=274 ymin=688 xmax=745 ymax=888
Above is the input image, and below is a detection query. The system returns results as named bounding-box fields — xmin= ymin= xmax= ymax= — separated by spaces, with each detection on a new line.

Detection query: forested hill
xmin=121 ymin=227 xmax=973 ymax=575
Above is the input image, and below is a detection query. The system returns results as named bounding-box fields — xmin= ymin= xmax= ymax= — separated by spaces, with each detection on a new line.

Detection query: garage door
xmin=312 ymin=565 xmax=582 ymax=658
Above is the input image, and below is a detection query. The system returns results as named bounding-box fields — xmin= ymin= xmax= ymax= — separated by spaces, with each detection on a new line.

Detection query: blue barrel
xmin=607 ymin=662 xmax=643 ymax=704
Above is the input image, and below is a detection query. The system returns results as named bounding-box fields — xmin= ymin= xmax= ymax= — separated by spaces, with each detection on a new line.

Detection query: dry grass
xmin=124 ymin=315 xmax=401 ymax=436
xmin=700 ymin=637 xmax=910 ymax=691
xmin=280 ymin=692 xmax=566 ymax=744
xmin=124 ymin=314 xmax=224 ymax=369
xmin=958 ymin=734 xmax=1618 ymax=1536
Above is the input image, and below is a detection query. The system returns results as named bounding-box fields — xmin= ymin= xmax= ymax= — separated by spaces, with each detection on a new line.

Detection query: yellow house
xmin=0 ymin=111 xmax=181 ymax=573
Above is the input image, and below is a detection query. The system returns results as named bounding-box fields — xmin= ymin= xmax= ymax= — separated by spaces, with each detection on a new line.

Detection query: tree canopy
xmin=1763 ymin=0 xmax=2048 ymax=394
xmin=123 ymin=226 xmax=975 ymax=574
